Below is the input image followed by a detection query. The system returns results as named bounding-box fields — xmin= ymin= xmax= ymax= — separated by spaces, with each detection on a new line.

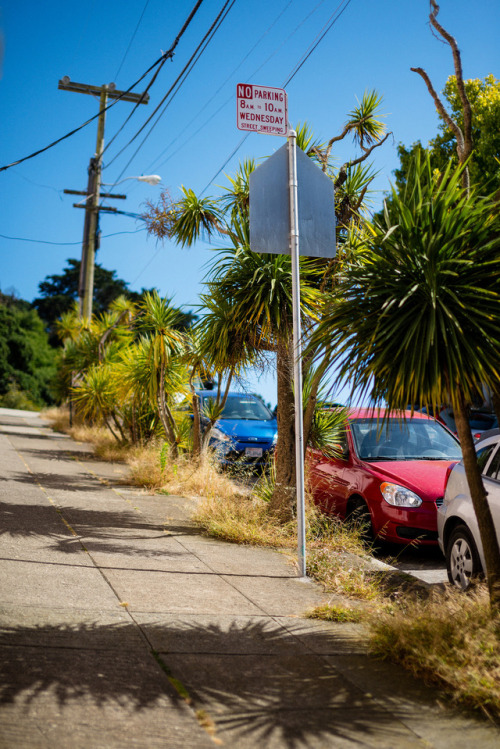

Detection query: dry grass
xmin=43 ymin=408 xmax=132 ymax=462
xmin=306 ymin=516 xmax=386 ymax=601
xmin=193 ymin=492 xmax=297 ymax=547
xmin=126 ymin=446 xmax=253 ymax=500
xmin=41 ymin=406 xmax=500 ymax=719
xmin=43 ymin=406 xmax=71 ymax=433
xmin=369 ymin=586 xmax=500 ymax=720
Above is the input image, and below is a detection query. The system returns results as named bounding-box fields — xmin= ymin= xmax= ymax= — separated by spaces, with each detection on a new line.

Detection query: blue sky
xmin=1 ymin=0 xmax=498 ymax=406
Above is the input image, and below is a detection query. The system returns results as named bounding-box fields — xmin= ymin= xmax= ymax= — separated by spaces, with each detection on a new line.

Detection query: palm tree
xmin=143 ymin=109 xmax=390 ymax=520
xmin=308 ymin=154 xmax=500 ymax=611
xmin=209 ymin=234 xmax=322 ymax=519
xmin=70 ymin=363 xmax=125 ymax=442
xmin=115 ymin=336 xmax=188 ymax=446
xmin=134 ymin=291 xmax=188 ymax=456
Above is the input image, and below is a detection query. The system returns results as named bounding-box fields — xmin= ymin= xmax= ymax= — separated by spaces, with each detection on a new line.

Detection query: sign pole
xmin=288 ymin=128 xmax=306 ymax=578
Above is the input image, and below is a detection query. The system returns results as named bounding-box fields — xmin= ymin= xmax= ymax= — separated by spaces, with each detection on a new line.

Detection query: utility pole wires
xmin=60 ymin=79 xmax=149 ymax=317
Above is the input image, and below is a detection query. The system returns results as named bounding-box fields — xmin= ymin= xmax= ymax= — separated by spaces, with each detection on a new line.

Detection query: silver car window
xmin=477 ymin=444 xmax=497 ymax=473
xmin=485 ymin=445 xmax=500 ymax=480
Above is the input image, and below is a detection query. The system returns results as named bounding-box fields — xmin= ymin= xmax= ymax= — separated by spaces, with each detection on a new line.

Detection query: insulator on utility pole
xmin=60 ymin=79 xmax=149 ymax=319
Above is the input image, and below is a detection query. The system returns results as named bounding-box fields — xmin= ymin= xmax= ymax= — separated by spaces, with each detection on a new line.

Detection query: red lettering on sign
xmin=237 ymin=84 xmax=253 ymax=99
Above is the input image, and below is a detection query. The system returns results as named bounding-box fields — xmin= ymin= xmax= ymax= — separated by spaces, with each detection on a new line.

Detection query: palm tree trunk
xmin=454 ymin=392 xmax=500 ymax=613
xmin=157 ymin=365 xmax=178 ymax=457
xmin=191 ymin=385 xmax=202 ymax=458
xmin=269 ymin=338 xmax=295 ymax=522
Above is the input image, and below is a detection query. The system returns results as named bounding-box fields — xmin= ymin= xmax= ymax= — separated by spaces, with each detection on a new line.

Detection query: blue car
xmin=197 ymin=390 xmax=277 ymax=466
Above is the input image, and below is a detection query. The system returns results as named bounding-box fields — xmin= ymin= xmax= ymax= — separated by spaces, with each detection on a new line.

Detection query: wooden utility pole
xmin=59 ymin=77 xmax=149 ymax=318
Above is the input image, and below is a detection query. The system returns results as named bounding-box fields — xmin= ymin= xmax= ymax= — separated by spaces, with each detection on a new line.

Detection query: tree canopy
xmin=0 ymin=293 xmax=57 ymax=407
xmin=33 ymin=259 xmax=196 ymax=344
xmin=394 ymin=74 xmax=500 ymax=195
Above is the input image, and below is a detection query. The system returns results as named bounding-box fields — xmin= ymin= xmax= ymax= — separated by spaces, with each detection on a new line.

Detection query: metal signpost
xmin=239 ymin=84 xmax=335 ymax=577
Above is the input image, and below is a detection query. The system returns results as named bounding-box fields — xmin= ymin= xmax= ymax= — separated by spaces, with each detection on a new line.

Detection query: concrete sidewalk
xmin=0 ymin=408 xmax=498 ymax=748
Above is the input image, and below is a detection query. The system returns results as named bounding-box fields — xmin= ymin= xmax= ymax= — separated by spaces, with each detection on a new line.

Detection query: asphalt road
xmin=377 ymin=544 xmax=448 ymax=586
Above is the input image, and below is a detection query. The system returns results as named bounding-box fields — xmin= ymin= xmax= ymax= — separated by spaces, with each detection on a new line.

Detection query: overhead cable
xmin=114 ymin=0 xmax=152 ymax=81
xmin=153 ymin=0 xmax=328 ymax=178
xmin=282 ymin=0 xmax=353 ymax=87
xmin=0 ymin=227 xmax=146 ymax=246
xmin=103 ymin=0 xmax=237 ymax=180
xmin=146 ymin=0 xmax=295 ymax=173
xmin=0 ymin=0 xmax=205 ymax=173
xmin=103 ymin=0 xmax=206 ymax=157
xmin=200 ymin=0 xmax=353 ymax=194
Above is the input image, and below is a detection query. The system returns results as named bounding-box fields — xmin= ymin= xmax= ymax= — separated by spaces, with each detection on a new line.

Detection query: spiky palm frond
xmin=309 ymin=154 xmax=500 ymax=412
xmin=135 ymin=291 xmax=186 ymax=365
xmin=308 ymin=407 xmax=349 ymax=458
xmin=335 ymin=163 xmax=378 ymax=209
xmin=208 ymin=233 xmax=322 ymax=347
xmin=55 ymin=306 xmax=83 ymax=343
xmin=219 ymin=159 xmax=255 ymax=222
xmin=295 ymin=121 xmax=326 ymax=160
xmin=171 ymin=187 xmax=226 ymax=247
xmin=195 ymin=292 xmax=257 ymax=372
xmin=70 ymin=364 xmax=119 ymax=422
xmin=118 ymin=335 xmax=188 ymax=406
xmin=345 ymin=90 xmax=386 ymax=149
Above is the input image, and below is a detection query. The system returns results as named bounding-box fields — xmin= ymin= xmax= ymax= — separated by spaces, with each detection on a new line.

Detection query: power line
xmin=200 ymin=0 xmax=354 ymax=194
xmin=283 ymin=0 xmax=353 ymax=87
xmin=104 ymin=0 xmax=237 ymax=180
xmin=103 ymin=0 xmax=206 ymax=158
xmin=146 ymin=0 xmax=295 ymax=173
xmin=114 ymin=0 xmax=152 ymax=81
xmin=0 ymin=0 xmax=206 ymax=173
xmin=0 ymin=227 xmax=146 ymax=246
xmin=149 ymin=0 xmax=328 ymax=177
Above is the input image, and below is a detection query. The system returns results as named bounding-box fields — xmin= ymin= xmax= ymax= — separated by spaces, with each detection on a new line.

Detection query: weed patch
xmin=306 ymin=603 xmax=364 ymax=623
xmin=369 ymin=587 xmax=500 ymax=720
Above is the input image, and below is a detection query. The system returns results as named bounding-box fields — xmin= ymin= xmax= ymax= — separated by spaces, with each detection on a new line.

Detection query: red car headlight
xmin=380 ymin=482 xmax=423 ymax=508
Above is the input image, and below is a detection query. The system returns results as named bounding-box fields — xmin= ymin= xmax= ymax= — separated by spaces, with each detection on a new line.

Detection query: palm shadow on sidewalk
xmin=0 ymin=617 xmax=437 ymax=748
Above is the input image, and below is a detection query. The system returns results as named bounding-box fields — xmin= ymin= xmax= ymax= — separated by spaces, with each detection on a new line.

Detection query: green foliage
xmin=209 ymin=245 xmax=322 ymax=346
xmin=310 ymin=154 xmax=500 ymax=411
xmin=345 ymin=90 xmax=386 ymax=148
xmin=394 ymin=75 xmax=500 ymax=195
xmin=171 ymin=187 xmax=224 ymax=247
xmin=33 ymin=259 xmax=135 ymax=343
xmin=0 ymin=383 xmax=41 ymax=411
xmin=308 ymin=408 xmax=347 ymax=458
xmin=71 ymin=364 xmax=118 ymax=423
xmin=0 ymin=295 xmax=57 ymax=406
xmin=219 ymin=159 xmax=255 ymax=222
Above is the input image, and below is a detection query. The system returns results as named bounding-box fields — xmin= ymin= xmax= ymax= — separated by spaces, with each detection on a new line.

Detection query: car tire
xmin=347 ymin=497 xmax=380 ymax=549
xmin=446 ymin=524 xmax=482 ymax=591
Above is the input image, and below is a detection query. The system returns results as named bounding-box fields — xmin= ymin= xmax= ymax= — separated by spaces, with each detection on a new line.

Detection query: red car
xmin=308 ymin=409 xmax=462 ymax=545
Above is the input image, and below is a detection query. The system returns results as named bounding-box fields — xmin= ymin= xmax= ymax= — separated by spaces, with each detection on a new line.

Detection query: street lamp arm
xmin=102 ymin=174 xmax=162 ymax=187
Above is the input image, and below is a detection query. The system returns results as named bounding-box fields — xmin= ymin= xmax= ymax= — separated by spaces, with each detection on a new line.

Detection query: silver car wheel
xmin=446 ymin=524 xmax=481 ymax=591
xmin=449 ymin=537 xmax=474 ymax=590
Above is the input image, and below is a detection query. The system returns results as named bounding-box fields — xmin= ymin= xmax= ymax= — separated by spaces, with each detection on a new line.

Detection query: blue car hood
xmin=216 ymin=419 xmax=277 ymax=441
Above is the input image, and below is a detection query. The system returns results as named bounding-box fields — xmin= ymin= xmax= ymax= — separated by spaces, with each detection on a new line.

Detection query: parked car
xmin=437 ymin=406 xmax=498 ymax=441
xmin=437 ymin=431 xmax=500 ymax=590
xmin=407 ymin=405 xmax=498 ymax=440
xmin=197 ymin=390 xmax=277 ymax=466
xmin=308 ymin=408 xmax=462 ymax=545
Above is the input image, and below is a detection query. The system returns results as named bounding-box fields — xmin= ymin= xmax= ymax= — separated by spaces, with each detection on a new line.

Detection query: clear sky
xmin=1 ymin=0 xmax=498 ymax=406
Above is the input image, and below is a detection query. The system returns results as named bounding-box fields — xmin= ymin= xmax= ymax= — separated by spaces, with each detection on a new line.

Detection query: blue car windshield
xmin=205 ymin=396 xmax=273 ymax=420
xmin=350 ymin=418 xmax=462 ymax=461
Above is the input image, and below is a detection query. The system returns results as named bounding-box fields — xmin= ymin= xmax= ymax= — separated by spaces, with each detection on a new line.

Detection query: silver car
xmin=437 ymin=431 xmax=500 ymax=590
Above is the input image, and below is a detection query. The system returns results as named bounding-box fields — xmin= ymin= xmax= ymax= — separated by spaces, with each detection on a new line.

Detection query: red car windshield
xmin=350 ymin=418 xmax=462 ymax=461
